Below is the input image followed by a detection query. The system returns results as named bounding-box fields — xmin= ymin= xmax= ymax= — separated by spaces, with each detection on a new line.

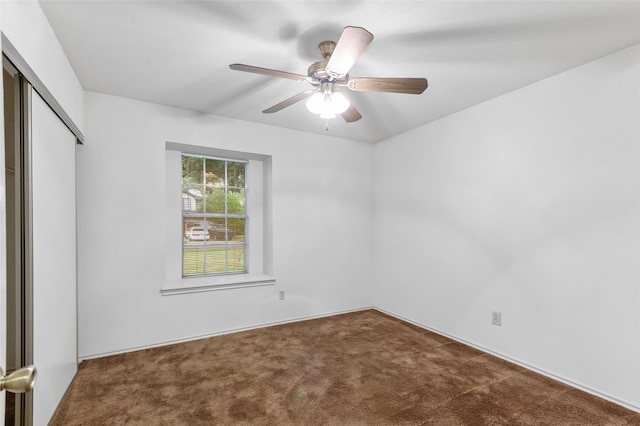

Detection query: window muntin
xmin=182 ymin=154 xmax=247 ymax=277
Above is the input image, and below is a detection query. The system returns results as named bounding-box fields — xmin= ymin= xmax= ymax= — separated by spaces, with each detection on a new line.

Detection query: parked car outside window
xmin=185 ymin=227 xmax=210 ymax=241
xmin=208 ymin=223 xmax=235 ymax=240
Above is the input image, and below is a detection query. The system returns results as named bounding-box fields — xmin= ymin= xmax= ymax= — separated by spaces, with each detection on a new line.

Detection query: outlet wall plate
xmin=279 ymin=290 xmax=285 ymax=301
xmin=492 ymin=311 xmax=502 ymax=326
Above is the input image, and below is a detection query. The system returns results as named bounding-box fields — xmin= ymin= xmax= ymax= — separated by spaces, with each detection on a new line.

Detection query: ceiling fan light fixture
xmin=230 ymin=26 xmax=426 ymax=124
xmin=305 ymin=91 xmax=350 ymax=119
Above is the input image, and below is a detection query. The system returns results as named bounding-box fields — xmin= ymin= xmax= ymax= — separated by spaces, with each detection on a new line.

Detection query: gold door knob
xmin=0 ymin=365 xmax=37 ymax=393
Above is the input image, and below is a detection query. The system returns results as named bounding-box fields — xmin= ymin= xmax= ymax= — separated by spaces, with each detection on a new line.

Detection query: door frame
xmin=3 ymin=53 xmax=35 ymax=426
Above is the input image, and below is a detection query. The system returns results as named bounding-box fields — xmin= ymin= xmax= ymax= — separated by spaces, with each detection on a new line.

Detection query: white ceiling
xmin=39 ymin=1 xmax=640 ymax=143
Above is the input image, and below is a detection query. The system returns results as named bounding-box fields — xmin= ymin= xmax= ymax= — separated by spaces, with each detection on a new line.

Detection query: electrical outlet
xmin=279 ymin=290 xmax=285 ymax=301
xmin=492 ymin=311 xmax=502 ymax=326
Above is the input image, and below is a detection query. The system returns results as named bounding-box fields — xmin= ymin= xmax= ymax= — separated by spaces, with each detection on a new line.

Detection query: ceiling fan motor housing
xmin=308 ymin=60 xmax=329 ymax=80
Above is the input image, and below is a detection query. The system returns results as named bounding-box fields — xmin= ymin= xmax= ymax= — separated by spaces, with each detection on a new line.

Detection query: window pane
xmin=182 ymin=156 xmax=203 ymax=184
xmin=205 ymin=158 xmax=225 ymax=188
xmin=228 ymin=189 xmax=245 ymax=215
xmin=226 ymin=244 xmax=245 ymax=272
xmin=205 ymin=187 xmax=227 ymax=214
xmin=227 ymin=161 xmax=246 ymax=189
xmin=227 ymin=217 xmax=245 ymax=242
xmin=183 ymin=183 xmax=205 ymax=213
xmin=183 ymin=246 xmax=205 ymax=276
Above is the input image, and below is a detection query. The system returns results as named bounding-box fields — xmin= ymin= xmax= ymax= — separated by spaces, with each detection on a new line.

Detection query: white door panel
xmin=31 ymin=91 xmax=77 ymax=426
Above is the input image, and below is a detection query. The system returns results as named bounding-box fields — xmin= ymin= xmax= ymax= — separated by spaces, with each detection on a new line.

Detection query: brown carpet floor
xmin=51 ymin=310 xmax=640 ymax=425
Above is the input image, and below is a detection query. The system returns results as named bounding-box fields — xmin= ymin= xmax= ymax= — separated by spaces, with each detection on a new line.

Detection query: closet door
xmin=31 ymin=90 xmax=77 ymax=426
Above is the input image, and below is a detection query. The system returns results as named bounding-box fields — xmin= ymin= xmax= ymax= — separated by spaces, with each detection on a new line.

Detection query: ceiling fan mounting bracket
xmin=318 ymin=40 xmax=336 ymax=60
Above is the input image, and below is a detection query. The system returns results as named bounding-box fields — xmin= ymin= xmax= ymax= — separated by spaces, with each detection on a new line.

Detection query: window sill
xmin=161 ymin=274 xmax=276 ymax=296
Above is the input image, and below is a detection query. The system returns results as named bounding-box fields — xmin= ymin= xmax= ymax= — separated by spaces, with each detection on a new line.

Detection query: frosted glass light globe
xmin=305 ymin=92 xmax=324 ymax=115
xmin=330 ymin=92 xmax=350 ymax=114
xmin=305 ymin=91 xmax=350 ymax=119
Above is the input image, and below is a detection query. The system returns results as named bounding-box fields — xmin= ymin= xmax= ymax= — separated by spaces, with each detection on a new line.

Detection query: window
xmin=163 ymin=143 xmax=274 ymax=295
xmin=181 ymin=154 xmax=247 ymax=276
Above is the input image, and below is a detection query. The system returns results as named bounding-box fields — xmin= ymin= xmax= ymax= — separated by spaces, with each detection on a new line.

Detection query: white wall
xmin=373 ymin=44 xmax=640 ymax=409
xmin=1 ymin=0 xmax=84 ymax=135
xmin=78 ymin=92 xmax=373 ymax=358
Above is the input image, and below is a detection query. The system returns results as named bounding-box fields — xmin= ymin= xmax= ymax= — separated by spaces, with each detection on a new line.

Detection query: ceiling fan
xmin=229 ymin=26 xmax=428 ymax=123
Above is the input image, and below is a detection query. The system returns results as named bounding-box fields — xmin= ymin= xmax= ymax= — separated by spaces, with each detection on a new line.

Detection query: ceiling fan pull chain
xmin=325 ymin=119 xmax=330 ymax=132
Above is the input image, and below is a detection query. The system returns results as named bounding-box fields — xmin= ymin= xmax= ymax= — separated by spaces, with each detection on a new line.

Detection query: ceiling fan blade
xmin=341 ymin=105 xmax=362 ymax=123
xmin=230 ymin=64 xmax=307 ymax=81
xmin=262 ymin=91 xmax=316 ymax=114
xmin=347 ymin=77 xmax=428 ymax=94
xmin=326 ymin=26 xmax=374 ymax=77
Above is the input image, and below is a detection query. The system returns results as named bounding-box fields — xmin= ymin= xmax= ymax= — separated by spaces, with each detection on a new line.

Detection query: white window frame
xmin=181 ymin=153 xmax=248 ymax=277
xmin=163 ymin=142 xmax=274 ymax=295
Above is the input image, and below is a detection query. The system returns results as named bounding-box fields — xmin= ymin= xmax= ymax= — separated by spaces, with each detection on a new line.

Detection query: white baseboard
xmin=374 ymin=307 xmax=640 ymax=414
xmin=78 ymin=306 xmax=374 ymax=361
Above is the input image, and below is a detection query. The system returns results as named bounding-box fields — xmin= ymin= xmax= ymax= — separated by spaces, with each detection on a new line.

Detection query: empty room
xmin=1 ymin=1 xmax=639 ymax=424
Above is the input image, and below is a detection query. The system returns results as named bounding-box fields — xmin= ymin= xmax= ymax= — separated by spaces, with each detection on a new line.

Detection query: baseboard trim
xmin=374 ymin=307 xmax=640 ymax=414
xmin=78 ymin=306 xmax=374 ymax=361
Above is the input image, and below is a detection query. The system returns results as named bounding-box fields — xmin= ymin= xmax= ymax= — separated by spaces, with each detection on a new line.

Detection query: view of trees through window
xmin=182 ymin=154 xmax=247 ymax=276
